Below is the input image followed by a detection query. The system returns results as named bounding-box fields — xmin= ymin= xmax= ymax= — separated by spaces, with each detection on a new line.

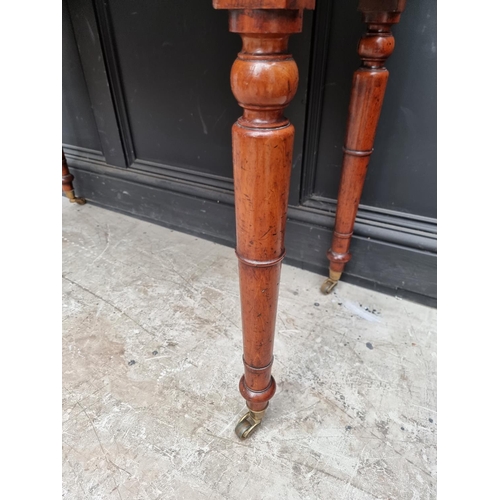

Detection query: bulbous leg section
xmin=325 ymin=1 xmax=406 ymax=284
xmin=214 ymin=4 xmax=315 ymax=437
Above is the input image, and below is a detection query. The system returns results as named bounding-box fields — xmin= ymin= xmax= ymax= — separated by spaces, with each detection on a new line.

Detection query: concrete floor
xmin=62 ymin=200 xmax=437 ymax=500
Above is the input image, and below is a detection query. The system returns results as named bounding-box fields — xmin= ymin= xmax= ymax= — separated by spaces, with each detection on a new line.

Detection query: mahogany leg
xmin=213 ymin=1 xmax=315 ymax=438
xmin=322 ymin=0 xmax=406 ymax=294
xmin=62 ymin=149 xmax=86 ymax=205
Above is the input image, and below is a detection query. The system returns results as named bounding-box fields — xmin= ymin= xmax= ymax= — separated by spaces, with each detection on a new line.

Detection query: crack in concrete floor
xmin=62 ymin=200 xmax=437 ymax=500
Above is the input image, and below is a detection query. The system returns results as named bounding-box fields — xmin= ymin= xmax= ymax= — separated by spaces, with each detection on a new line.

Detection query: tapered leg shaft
xmin=234 ymin=123 xmax=294 ymax=413
xmin=212 ymin=3 xmax=315 ymax=438
xmin=62 ymin=150 xmax=86 ymax=205
xmin=322 ymin=0 xmax=406 ymax=294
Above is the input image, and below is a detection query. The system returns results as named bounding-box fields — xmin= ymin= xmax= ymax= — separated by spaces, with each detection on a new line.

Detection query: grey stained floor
xmin=62 ymin=200 xmax=437 ymax=500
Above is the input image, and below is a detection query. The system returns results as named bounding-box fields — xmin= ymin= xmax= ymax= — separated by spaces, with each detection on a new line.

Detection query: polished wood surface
xmin=214 ymin=0 xmax=315 ymax=437
xmin=62 ymin=149 xmax=86 ymax=205
xmin=214 ymin=0 xmax=314 ymax=9
xmin=322 ymin=0 xmax=406 ymax=293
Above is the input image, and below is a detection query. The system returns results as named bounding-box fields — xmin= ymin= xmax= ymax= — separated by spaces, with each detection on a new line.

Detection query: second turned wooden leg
xmin=322 ymin=0 xmax=406 ymax=294
xmin=62 ymin=150 xmax=86 ymax=205
xmin=214 ymin=5 xmax=314 ymax=438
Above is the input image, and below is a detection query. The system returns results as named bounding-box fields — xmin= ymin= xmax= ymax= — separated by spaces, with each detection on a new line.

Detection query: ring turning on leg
xmin=212 ymin=1 xmax=316 ymax=438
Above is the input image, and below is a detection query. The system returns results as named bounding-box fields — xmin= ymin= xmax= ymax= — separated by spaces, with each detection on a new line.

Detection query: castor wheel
xmin=65 ymin=190 xmax=86 ymax=205
xmin=234 ymin=408 xmax=266 ymax=439
xmin=235 ymin=414 xmax=259 ymax=439
xmin=320 ymin=278 xmax=337 ymax=295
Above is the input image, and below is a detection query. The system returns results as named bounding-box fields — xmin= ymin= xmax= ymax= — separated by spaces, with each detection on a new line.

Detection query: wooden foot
xmin=325 ymin=0 xmax=406 ymax=289
xmin=62 ymin=150 xmax=86 ymax=205
xmin=213 ymin=0 xmax=315 ymax=437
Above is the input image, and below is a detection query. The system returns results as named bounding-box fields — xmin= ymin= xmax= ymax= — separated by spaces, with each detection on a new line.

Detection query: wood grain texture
xmin=214 ymin=0 xmax=315 ymax=10
xmin=327 ymin=0 xmax=406 ymax=281
xmin=221 ymin=7 xmax=310 ymax=413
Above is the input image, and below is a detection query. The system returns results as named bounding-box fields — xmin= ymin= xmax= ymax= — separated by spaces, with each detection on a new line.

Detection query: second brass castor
xmin=65 ymin=190 xmax=87 ymax=205
xmin=235 ymin=407 xmax=267 ymax=440
xmin=321 ymin=278 xmax=337 ymax=295
xmin=71 ymin=197 xmax=87 ymax=205
xmin=70 ymin=197 xmax=86 ymax=205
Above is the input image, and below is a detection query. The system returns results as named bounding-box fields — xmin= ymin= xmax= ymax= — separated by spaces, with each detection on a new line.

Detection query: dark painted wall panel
xmin=62 ymin=0 xmax=102 ymax=152
xmin=106 ymin=0 xmax=312 ymax=185
xmin=313 ymin=0 xmax=437 ymax=218
xmin=62 ymin=0 xmax=437 ymax=304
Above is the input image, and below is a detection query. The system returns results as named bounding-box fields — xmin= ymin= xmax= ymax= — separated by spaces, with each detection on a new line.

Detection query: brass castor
xmin=65 ymin=190 xmax=86 ymax=205
xmin=320 ymin=278 xmax=337 ymax=295
xmin=320 ymin=270 xmax=342 ymax=294
xmin=235 ymin=407 xmax=267 ymax=440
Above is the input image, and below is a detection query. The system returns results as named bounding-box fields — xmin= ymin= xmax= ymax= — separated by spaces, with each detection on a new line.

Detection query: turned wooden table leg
xmin=62 ymin=149 xmax=86 ymax=205
xmin=213 ymin=1 xmax=315 ymax=439
xmin=322 ymin=0 xmax=406 ymax=294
